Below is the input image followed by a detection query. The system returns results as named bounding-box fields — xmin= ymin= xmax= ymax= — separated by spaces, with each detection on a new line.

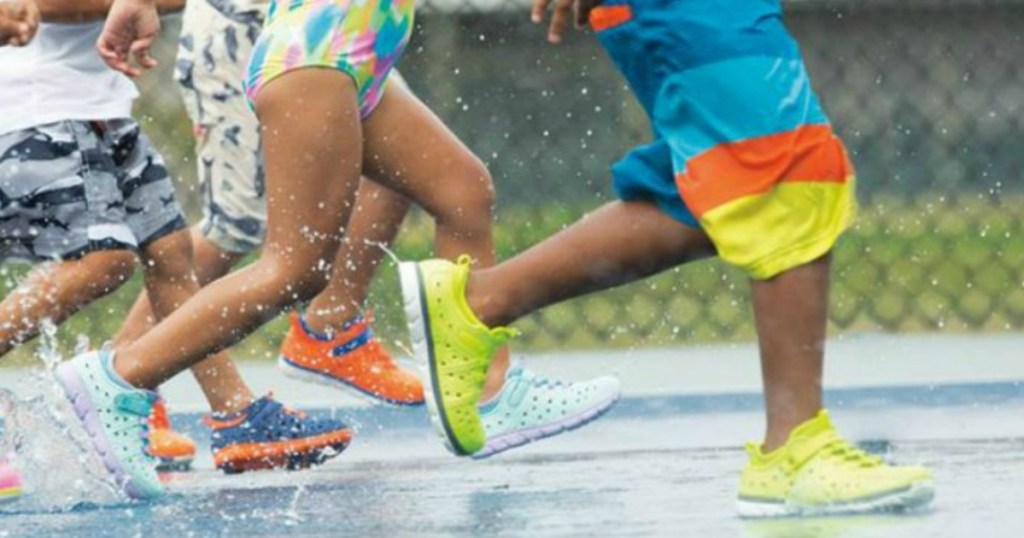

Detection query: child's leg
xmin=113 ymin=227 xmax=246 ymax=345
xmin=111 ymin=0 xmax=267 ymax=345
xmin=113 ymin=68 xmax=365 ymax=390
xmin=0 ymin=251 xmax=136 ymax=357
xmin=466 ymin=201 xmax=715 ymax=327
xmin=750 ymin=255 xmax=829 ymax=452
xmin=129 ymin=224 xmax=356 ymax=476
xmin=400 ymin=200 xmax=712 ymax=454
xmin=349 ymin=82 xmax=512 ymax=397
xmin=134 ymin=228 xmax=252 ymax=414
xmin=301 ymin=178 xmax=410 ymax=331
xmin=276 ymin=174 xmax=426 ymax=407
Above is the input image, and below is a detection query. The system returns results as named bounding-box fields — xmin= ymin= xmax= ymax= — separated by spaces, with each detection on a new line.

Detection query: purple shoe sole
xmin=55 ymin=362 xmax=155 ymax=500
xmin=472 ymin=395 xmax=620 ymax=460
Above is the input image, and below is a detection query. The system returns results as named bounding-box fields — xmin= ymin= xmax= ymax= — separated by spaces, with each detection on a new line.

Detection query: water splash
xmin=363 ymin=238 xmax=402 ymax=266
xmin=0 ymin=323 xmax=121 ymax=512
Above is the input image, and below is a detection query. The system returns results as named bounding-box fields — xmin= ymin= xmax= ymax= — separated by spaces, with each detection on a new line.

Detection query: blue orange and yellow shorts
xmin=591 ymin=0 xmax=857 ymax=279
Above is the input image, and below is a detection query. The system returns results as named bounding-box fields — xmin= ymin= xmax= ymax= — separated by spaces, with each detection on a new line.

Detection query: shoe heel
xmin=397 ymin=262 xmax=463 ymax=455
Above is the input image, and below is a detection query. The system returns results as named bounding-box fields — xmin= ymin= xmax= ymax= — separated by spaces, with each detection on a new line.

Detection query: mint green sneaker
xmin=399 ymin=256 xmax=517 ymax=456
xmin=55 ymin=350 xmax=163 ymax=499
xmin=474 ymin=364 xmax=621 ymax=459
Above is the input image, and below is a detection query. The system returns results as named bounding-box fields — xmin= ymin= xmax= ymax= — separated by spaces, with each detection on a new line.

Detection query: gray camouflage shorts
xmin=0 ymin=120 xmax=187 ymax=262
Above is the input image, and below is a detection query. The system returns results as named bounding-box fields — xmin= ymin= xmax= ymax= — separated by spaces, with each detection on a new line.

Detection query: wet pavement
xmin=1 ymin=397 xmax=1023 ymax=537
xmin=1 ymin=334 xmax=1023 ymax=537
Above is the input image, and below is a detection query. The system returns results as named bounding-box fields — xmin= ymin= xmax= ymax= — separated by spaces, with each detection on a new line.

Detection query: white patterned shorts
xmin=177 ymin=0 xmax=267 ymax=254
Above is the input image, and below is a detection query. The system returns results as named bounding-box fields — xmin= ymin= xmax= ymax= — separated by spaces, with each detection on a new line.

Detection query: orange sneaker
xmin=279 ymin=312 xmax=425 ymax=406
xmin=147 ymin=398 xmax=196 ymax=472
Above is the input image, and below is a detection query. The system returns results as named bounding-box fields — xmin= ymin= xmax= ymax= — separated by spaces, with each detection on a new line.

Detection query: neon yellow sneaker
xmin=737 ymin=410 xmax=935 ymax=518
xmin=399 ymin=256 xmax=516 ymax=456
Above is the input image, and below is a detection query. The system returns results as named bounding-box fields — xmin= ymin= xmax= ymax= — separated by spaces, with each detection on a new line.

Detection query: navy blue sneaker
xmin=205 ymin=395 xmax=353 ymax=474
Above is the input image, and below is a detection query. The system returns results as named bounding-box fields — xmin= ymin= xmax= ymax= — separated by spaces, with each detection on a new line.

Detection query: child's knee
xmin=436 ymin=156 xmax=495 ymax=228
xmin=140 ymin=230 xmax=195 ymax=280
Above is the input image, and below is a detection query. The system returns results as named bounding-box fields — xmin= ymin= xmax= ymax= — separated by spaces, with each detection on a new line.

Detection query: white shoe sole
xmin=473 ymin=393 xmax=620 ymax=459
xmin=398 ymin=262 xmax=462 ymax=455
xmin=277 ymin=357 xmax=422 ymax=408
xmin=736 ymin=480 xmax=936 ymax=518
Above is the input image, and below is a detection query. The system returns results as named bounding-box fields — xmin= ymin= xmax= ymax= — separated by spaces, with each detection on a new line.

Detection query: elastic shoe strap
xmin=115 ymin=392 xmax=156 ymax=418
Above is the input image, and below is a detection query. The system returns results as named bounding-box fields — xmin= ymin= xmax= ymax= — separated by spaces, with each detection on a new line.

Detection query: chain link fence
xmin=6 ymin=0 xmax=1021 ymax=361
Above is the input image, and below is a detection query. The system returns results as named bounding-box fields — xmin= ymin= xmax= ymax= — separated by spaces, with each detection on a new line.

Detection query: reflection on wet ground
xmin=2 ymin=401 xmax=1022 ymax=537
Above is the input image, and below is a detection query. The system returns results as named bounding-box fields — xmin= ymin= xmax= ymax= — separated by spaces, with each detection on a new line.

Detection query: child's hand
xmin=0 ymin=0 xmax=40 ymax=47
xmin=531 ymin=0 xmax=601 ymax=44
xmin=96 ymin=0 xmax=161 ymax=77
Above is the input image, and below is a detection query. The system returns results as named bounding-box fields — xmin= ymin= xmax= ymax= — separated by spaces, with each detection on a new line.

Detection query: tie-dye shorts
xmin=591 ymin=0 xmax=857 ymax=280
xmin=245 ymin=0 xmax=415 ymax=118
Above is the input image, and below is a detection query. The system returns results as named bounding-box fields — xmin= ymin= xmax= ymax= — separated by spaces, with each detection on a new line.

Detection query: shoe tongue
xmin=789 ymin=409 xmax=834 ymax=443
xmin=505 ymin=362 xmax=526 ymax=381
xmin=218 ymin=395 xmax=278 ymax=422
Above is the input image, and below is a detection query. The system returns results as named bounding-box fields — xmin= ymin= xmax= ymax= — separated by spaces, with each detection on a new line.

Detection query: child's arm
xmin=0 ymin=0 xmax=40 ymax=46
xmin=531 ymin=0 xmax=600 ymax=44
xmin=97 ymin=0 xmax=160 ymax=77
xmin=36 ymin=0 xmax=185 ymax=23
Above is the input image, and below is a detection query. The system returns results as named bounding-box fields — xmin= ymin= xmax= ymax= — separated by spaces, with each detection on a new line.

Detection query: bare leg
xmin=302 ymin=179 xmax=410 ymax=332
xmin=0 ymin=250 xmax=136 ymax=358
xmin=751 ymin=255 xmax=830 ymax=452
xmin=461 ymin=199 xmax=829 ymax=450
xmin=133 ymin=229 xmax=252 ymax=414
xmin=114 ymin=226 xmax=246 ymax=345
xmin=465 ymin=201 xmax=716 ymax=327
xmin=353 ymin=83 xmax=511 ymax=398
xmin=0 ymin=251 xmax=136 ymax=356
xmin=113 ymin=69 xmax=364 ymax=390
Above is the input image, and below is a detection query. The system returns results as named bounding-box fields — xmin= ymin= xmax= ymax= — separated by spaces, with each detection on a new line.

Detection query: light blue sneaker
xmin=55 ymin=350 xmax=163 ymax=500
xmin=473 ymin=364 xmax=621 ymax=459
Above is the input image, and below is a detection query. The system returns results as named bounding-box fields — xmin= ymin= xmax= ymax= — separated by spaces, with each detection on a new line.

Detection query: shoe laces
xmin=524 ymin=370 xmax=567 ymax=391
xmin=138 ymin=418 xmax=153 ymax=453
xmin=262 ymin=392 xmax=306 ymax=420
xmin=507 ymin=367 xmax=568 ymax=407
xmin=123 ymin=417 xmax=155 ymax=465
xmin=820 ymin=436 xmax=883 ymax=468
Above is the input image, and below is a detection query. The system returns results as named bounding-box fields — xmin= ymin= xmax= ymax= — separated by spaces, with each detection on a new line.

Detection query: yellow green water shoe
xmin=399 ymin=256 xmax=516 ymax=456
xmin=737 ymin=410 xmax=934 ymax=517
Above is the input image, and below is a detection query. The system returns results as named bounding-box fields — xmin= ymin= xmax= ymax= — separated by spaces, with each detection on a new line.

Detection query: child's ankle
xmin=109 ymin=350 xmax=148 ymax=391
xmin=302 ymin=305 xmax=362 ymax=338
xmin=465 ymin=272 xmax=502 ymax=327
